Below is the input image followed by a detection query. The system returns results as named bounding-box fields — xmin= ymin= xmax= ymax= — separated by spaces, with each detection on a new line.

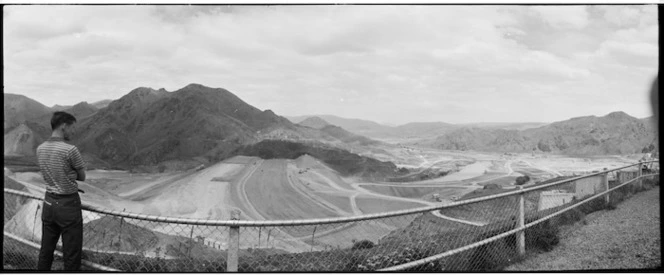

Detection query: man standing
xmin=36 ymin=111 xmax=86 ymax=271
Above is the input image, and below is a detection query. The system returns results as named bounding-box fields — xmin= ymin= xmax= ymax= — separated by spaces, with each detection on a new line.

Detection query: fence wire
xmin=3 ymin=161 xmax=659 ymax=271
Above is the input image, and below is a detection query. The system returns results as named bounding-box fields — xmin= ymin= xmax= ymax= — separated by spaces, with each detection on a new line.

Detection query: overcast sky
xmin=3 ymin=5 xmax=659 ymax=125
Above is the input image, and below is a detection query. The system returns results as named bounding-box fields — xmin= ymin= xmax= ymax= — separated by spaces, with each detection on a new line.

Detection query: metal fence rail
xmin=3 ymin=160 xmax=659 ymax=271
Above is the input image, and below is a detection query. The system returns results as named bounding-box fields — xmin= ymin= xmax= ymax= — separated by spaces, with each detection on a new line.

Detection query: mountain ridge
xmin=286 ymin=115 xmax=549 ymax=138
xmin=4 ymin=88 xmax=657 ymax=175
xmin=422 ymin=111 xmax=657 ymax=155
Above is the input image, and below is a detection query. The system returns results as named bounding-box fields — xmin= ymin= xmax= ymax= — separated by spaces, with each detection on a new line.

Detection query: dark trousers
xmin=37 ymin=192 xmax=83 ymax=271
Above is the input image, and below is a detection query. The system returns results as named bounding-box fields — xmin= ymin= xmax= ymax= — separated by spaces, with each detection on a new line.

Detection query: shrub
xmin=525 ymin=221 xmax=559 ymax=252
xmin=515 ymin=175 xmax=530 ymax=186
xmin=483 ymin=183 xmax=502 ymax=190
xmin=351 ymin=240 xmax=375 ymax=250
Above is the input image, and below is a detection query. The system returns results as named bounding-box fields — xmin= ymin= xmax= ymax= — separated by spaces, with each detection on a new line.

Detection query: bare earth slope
xmin=506 ymin=186 xmax=661 ymax=271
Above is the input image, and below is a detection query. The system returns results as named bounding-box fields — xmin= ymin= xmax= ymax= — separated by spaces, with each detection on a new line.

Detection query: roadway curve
xmin=232 ymin=159 xmax=314 ymax=252
xmin=518 ymin=160 xmax=563 ymax=177
xmin=471 ymin=160 xmax=514 ymax=185
xmin=232 ymin=159 xmax=267 ymax=220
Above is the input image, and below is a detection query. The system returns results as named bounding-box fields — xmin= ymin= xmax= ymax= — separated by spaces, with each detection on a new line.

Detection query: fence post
xmin=118 ymin=210 xmax=125 ymax=254
xmin=258 ymin=227 xmax=262 ymax=248
xmin=517 ymin=186 xmax=525 ymax=257
xmin=188 ymin=225 xmax=195 ymax=257
xmin=227 ymin=209 xmax=241 ymax=272
xmin=32 ymin=204 xmax=40 ymax=242
xmin=603 ymin=171 xmax=610 ymax=207
xmin=637 ymin=162 xmax=643 ymax=191
xmin=311 ymin=225 xmax=317 ymax=252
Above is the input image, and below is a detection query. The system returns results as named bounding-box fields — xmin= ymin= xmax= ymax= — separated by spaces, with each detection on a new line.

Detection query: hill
xmin=234 ymin=139 xmax=405 ymax=180
xmin=428 ymin=127 xmax=527 ymax=152
xmin=287 ymin=115 xmax=543 ymax=139
xmin=51 ymin=104 xmax=71 ymax=111
xmin=458 ymin=122 xmax=548 ymax=131
xmin=29 ymin=101 xmax=100 ymax=130
xmin=3 ymin=93 xmax=52 ymax=133
xmin=91 ymin=99 xmax=113 ymax=109
xmin=525 ymin=111 xmax=656 ymax=155
xmin=423 ymin=111 xmax=657 ymax=155
xmin=287 ymin=115 xmax=395 ymax=138
xmin=319 ymin=125 xmax=381 ymax=146
xmin=298 ymin=116 xmax=330 ymax=129
xmin=4 ymin=101 xmax=99 ymax=158
xmin=65 ymin=101 xmax=98 ymax=118
xmin=2 ymin=87 xmax=398 ymax=177
xmin=3 ymin=124 xmax=45 ymax=156
xmin=71 ymin=84 xmax=296 ymax=168
xmin=393 ymin=122 xmax=458 ymax=138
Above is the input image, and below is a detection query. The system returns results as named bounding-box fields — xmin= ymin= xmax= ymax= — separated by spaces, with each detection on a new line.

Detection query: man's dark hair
xmin=51 ymin=111 xmax=77 ymax=130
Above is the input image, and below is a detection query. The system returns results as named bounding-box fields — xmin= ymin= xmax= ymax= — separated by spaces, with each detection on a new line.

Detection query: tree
xmin=515 ymin=175 xmax=531 ymax=186
xmin=642 ymin=143 xmax=656 ymax=153
xmin=537 ymin=140 xmax=551 ymax=152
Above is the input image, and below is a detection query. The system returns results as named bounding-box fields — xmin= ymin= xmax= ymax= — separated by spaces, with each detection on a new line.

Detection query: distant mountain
xmin=26 ymin=101 xmax=100 ymax=134
xmin=525 ymin=111 xmax=657 ymax=155
xmin=423 ymin=111 xmax=657 ymax=155
xmin=458 ymin=122 xmax=549 ymax=131
xmin=288 ymin=115 xmax=545 ymax=139
xmin=91 ymin=99 xmax=113 ymax=109
xmin=287 ymin=115 xmax=395 ymax=138
xmin=319 ymin=125 xmax=381 ymax=146
xmin=51 ymin=104 xmax=71 ymax=111
xmin=393 ymin=122 xmax=458 ymax=138
xmin=3 ymin=93 xmax=52 ymax=133
xmin=298 ymin=116 xmax=330 ymax=129
xmin=67 ymin=102 xmax=98 ymax=119
xmin=432 ymin=127 xmax=535 ymax=153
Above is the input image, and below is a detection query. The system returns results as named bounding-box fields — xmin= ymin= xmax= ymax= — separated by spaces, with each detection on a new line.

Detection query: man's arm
xmin=75 ymin=168 xmax=86 ymax=181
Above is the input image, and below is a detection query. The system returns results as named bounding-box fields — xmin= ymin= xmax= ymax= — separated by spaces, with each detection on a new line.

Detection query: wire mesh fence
xmin=3 ymin=161 xmax=659 ymax=271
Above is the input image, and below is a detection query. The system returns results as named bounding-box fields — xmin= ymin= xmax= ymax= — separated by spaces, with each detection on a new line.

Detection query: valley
xmin=4 ymin=144 xmax=637 ymax=253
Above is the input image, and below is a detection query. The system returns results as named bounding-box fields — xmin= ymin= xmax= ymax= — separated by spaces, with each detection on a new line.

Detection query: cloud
xmin=4 ymin=6 xmax=86 ymax=41
xmin=601 ymin=5 xmax=642 ymax=27
xmin=2 ymin=5 xmax=659 ymax=124
xmin=596 ymin=40 xmax=658 ymax=68
xmin=530 ymin=6 xmax=589 ymax=30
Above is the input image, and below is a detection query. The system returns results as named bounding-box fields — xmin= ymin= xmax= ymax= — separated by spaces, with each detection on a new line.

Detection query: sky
xmin=3 ymin=5 xmax=659 ymax=125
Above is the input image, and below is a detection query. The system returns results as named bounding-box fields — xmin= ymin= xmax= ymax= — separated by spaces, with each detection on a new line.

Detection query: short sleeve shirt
xmin=36 ymin=137 xmax=86 ymax=195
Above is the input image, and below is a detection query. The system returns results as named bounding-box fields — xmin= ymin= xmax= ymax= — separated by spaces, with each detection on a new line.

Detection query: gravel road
xmin=506 ymin=186 xmax=661 ymax=271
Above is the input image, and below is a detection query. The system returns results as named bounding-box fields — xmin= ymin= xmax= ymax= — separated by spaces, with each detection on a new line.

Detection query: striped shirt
xmin=36 ymin=137 xmax=86 ymax=195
